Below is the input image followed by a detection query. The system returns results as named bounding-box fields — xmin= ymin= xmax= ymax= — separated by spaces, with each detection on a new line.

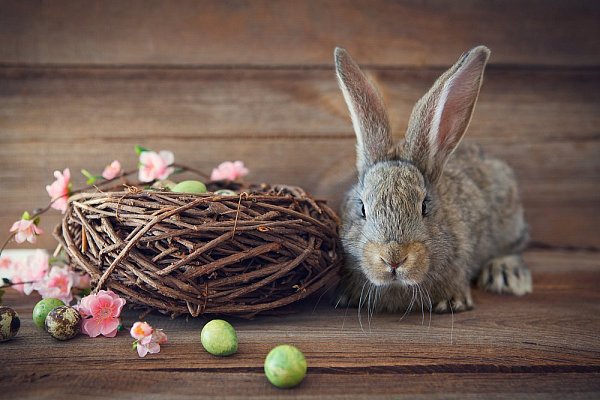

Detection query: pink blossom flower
xmin=10 ymin=218 xmax=44 ymax=244
xmin=74 ymin=273 xmax=91 ymax=289
xmin=210 ymin=161 xmax=249 ymax=181
xmin=0 ymin=256 xmax=15 ymax=282
xmin=33 ymin=265 xmax=77 ymax=304
xmin=138 ymin=150 xmax=175 ymax=182
xmin=11 ymin=250 xmax=49 ymax=295
xmin=46 ymin=168 xmax=71 ymax=213
xmin=0 ymin=257 xmax=11 ymax=270
xmin=77 ymin=290 xmax=126 ymax=338
xmin=102 ymin=160 xmax=123 ymax=180
xmin=131 ymin=321 xmax=167 ymax=357
xmin=130 ymin=321 xmax=153 ymax=340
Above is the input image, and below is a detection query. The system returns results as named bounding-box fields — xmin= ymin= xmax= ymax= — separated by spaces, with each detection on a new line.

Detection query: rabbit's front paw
xmin=477 ymin=254 xmax=532 ymax=296
xmin=433 ymin=289 xmax=473 ymax=313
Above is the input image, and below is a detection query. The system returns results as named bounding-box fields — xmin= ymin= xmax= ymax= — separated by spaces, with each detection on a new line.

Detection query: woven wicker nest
xmin=54 ymin=185 xmax=341 ymax=318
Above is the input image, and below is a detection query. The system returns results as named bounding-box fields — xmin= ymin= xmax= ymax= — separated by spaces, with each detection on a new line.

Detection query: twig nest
xmin=55 ymin=185 xmax=341 ymax=318
xmin=45 ymin=306 xmax=81 ymax=340
xmin=0 ymin=306 xmax=20 ymax=342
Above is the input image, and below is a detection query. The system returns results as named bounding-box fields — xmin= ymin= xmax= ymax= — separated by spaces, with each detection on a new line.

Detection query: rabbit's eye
xmin=422 ymin=197 xmax=430 ymax=217
xmin=360 ymin=201 xmax=366 ymax=218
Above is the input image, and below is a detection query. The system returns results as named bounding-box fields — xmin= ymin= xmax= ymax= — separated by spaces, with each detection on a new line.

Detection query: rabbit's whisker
xmin=357 ymin=280 xmax=368 ymax=334
xmin=370 ymin=284 xmax=377 ymax=328
xmin=334 ymin=295 xmax=343 ymax=309
xmin=422 ymin=284 xmax=433 ymax=331
xmin=449 ymin=301 xmax=455 ymax=345
xmin=312 ymin=281 xmax=335 ymax=313
xmin=341 ymin=298 xmax=351 ymax=330
xmin=372 ymin=285 xmax=380 ymax=319
xmin=399 ymin=285 xmax=416 ymax=322
xmin=367 ymin=284 xmax=373 ymax=333
xmin=417 ymin=284 xmax=425 ymax=325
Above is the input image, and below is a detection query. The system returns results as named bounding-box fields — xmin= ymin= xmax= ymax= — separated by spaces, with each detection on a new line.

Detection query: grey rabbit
xmin=334 ymin=46 xmax=532 ymax=314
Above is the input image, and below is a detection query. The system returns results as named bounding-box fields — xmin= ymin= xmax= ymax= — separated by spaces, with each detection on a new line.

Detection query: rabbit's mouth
xmin=367 ymin=269 xmax=423 ymax=287
xmin=363 ymin=241 xmax=430 ymax=286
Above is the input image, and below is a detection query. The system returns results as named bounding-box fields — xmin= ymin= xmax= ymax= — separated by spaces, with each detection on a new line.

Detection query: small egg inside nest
xmin=55 ymin=185 xmax=342 ymax=318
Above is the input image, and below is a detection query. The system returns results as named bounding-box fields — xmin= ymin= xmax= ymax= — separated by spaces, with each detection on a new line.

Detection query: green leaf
xmin=132 ymin=341 xmax=138 ymax=350
xmin=79 ymin=288 xmax=91 ymax=297
xmin=21 ymin=211 xmax=31 ymax=220
xmin=135 ymin=144 xmax=150 ymax=156
xmin=49 ymin=255 xmax=65 ymax=265
xmin=81 ymin=169 xmax=97 ymax=185
xmin=0 ymin=288 xmax=4 ymax=305
xmin=33 ymin=216 xmax=41 ymax=226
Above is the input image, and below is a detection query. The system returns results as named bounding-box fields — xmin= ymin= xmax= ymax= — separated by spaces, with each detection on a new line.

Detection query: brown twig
xmin=0 ymin=280 xmax=40 ymax=289
xmin=231 ymin=192 xmax=249 ymax=239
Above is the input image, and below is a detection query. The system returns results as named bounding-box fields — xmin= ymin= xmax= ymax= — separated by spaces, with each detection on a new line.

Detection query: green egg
xmin=200 ymin=319 xmax=238 ymax=356
xmin=33 ymin=298 xmax=65 ymax=329
xmin=151 ymin=179 xmax=177 ymax=190
xmin=45 ymin=306 xmax=81 ymax=341
xmin=264 ymin=344 xmax=307 ymax=388
xmin=214 ymin=189 xmax=237 ymax=196
xmin=0 ymin=306 xmax=20 ymax=342
xmin=172 ymin=180 xmax=207 ymax=194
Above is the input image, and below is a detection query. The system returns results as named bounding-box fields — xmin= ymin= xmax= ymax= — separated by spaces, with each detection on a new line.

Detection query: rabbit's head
xmin=336 ymin=46 xmax=490 ymax=287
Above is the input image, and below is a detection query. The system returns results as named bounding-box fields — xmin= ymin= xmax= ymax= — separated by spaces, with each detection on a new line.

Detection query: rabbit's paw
xmin=477 ymin=254 xmax=532 ymax=296
xmin=433 ymin=289 xmax=473 ymax=313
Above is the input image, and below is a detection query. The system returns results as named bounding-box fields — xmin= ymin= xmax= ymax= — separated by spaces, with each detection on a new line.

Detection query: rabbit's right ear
xmin=403 ymin=46 xmax=490 ymax=183
xmin=335 ymin=47 xmax=392 ymax=174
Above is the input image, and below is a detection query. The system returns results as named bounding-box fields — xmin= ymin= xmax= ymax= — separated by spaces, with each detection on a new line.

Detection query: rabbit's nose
xmin=382 ymin=256 xmax=407 ymax=270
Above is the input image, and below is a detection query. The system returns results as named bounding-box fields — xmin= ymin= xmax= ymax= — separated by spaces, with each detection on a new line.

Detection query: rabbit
xmin=334 ymin=46 xmax=532 ymax=314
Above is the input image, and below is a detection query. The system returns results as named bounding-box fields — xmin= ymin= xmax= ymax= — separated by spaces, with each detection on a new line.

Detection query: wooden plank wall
xmin=0 ymin=0 xmax=599 ymax=250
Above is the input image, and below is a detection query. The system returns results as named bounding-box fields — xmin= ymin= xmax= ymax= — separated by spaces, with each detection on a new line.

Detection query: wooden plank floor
xmin=1 ymin=249 xmax=599 ymax=399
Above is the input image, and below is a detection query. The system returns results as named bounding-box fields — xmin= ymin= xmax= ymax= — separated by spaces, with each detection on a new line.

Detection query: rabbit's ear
xmin=404 ymin=46 xmax=490 ymax=183
xmin=335 ymin=47 xmax=392 ymax=173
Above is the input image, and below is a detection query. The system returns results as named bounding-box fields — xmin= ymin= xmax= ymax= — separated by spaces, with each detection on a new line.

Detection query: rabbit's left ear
xmin=335 ymin=47 xmax=393 ymax=174
xmin=404 ymin=46 xmax=490 ymax=183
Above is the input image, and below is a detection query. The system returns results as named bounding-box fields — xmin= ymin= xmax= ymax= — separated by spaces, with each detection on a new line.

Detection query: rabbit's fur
xmin=335 ymin=46 xmax=532 ymax=314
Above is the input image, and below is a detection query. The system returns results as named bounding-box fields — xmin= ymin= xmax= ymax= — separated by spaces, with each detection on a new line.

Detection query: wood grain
xmin=3 ymin=372 xmax=599 ymax=399
xmin=0 ymin=0 xmax=599 ymax=67
xmin=1 ymin=67 xmax=598 ymax=248
xmin=1 ymin=250 xmax=599 ymax=398
xmin=1 ymin=67 xmax=598 ymax=141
